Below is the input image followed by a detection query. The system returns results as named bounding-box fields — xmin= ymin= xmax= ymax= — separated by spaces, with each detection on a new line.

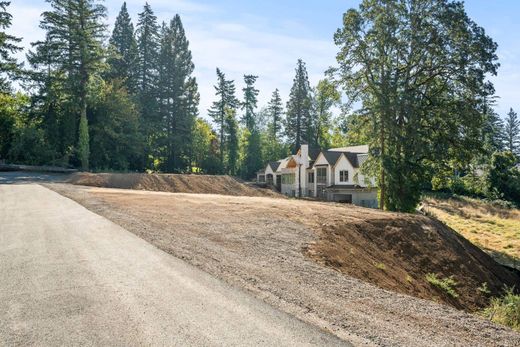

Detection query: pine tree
xmin=225 ymin=108 xmax=239 ymax=175
xmin=483 ymin=109 xmax=506 ymax=153
xmin=208 ymin=68 xmax=238 ymax=169
xmin=267 ymin=89 xmax=283 ymax=139
xmin=136 ymin=2 xmax=160 ymax=166
xmin=240 ymin=74 xmax=262 ymax=179
xmin=241 ymin=75 xmax=259 ymax=130
xmin=36 ymin=0 xmax=107 ymax=170
xmin=108 ymin=2 xmax=138 ymax=93
xmin=157 ymin=15 xmax=199 ymax=172
xmin=0 ymin=1 xmax=22 ymax=92
xmin=286 ymin=59 xmax=313 ymax=152
xmin=505 ymin=108 xmax=520 ymax=155
xmin=136 ymin=2 xmax=159 ymax=94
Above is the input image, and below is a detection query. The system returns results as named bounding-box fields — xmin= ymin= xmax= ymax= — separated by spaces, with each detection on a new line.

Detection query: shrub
xmin=426 ymin=273 xmax=459 ymax=298
xmin=482 ymin=288 xmax=520 ymax=332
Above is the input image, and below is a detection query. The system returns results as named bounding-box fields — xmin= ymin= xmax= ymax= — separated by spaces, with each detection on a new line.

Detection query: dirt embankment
xmin=68 ymin=172 xmax=280 ymax=197
xmin=48 ymin=184 xmax=520 ymax=346
xmin=303 ymin=211 xmax=519 ymax=311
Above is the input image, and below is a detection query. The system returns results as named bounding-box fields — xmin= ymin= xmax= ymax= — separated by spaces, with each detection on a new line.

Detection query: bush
xmin=482 ymin=288 xmax=520 ymax=332
xmin=426 ymin=273 xmax=459 ymax=298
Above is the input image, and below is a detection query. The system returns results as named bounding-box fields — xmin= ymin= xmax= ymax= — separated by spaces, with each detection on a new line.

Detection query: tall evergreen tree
xmin=286 ymin=59 xmax=313 ymax=152
xmin=240 ymin=74 xmax=262 ymax=179
xmin=136 ymin=3 xmax=159 ymax=94
xmin=136 ymin=2 xmax=160 ymax=165
xmin=157 ymin=15 xmax=199 ymax=172
xmin=225 ymin=108 xmax=239 ymax=175
xmin=241 ymin=74 xmax=259 ymax=130
xmin=35 ymin=0 xmax=107 ymax=170
xmin=267 ymin=88 xmax=283 ymax=139
xmin=505 ymin=108 xmax=520 ymax=156
xmin=108 ymin=2 xmax=138 ymax=93
xmin=483 ymin=108 xmax=506 ymax=153
xmin=0 ymin=1 xmax=22 ymax=92
xmin=208 ymin=68 xmax=238 ymax=169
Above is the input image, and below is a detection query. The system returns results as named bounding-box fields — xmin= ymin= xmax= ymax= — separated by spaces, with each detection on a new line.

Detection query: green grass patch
xmin=426 ymin=273 xmax=459 ymax=298
xmin=482 ymin=288 xmax=520 ymax=332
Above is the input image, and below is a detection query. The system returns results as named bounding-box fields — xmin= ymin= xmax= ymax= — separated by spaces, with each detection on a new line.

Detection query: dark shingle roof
xmin=322 ymin=151 xmax=343 ymax=166
xmin=268 ymin=161 xmax=281 ymax=171
xmin=345 ymin=152 xmax=360 ymax=168
xmin=320 ymin=151 xmax=363 ymax=168
xmin=308 ymin=148 xmax=322 ymax=161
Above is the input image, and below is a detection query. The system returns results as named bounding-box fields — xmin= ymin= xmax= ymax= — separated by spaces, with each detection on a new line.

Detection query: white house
xmin=258 ymin=144 xmax=378 ymax=208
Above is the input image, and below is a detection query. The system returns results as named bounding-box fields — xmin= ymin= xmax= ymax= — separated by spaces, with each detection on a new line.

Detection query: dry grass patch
xmin=423 ymin=195 xmax=520 ymax=268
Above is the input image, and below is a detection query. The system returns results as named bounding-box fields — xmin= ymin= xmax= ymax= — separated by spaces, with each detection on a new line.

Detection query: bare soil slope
xmin=49 ymin=184 xmax=520 ymax=346
xmin=68 ymin=172 xmax=279 ymax=197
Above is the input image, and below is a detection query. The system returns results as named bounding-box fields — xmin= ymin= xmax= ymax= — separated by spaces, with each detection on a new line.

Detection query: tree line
xmin=0 ymin=0 xmax=344 ymax=179
xmin=1 ymin=0 xmax=519 ymax=212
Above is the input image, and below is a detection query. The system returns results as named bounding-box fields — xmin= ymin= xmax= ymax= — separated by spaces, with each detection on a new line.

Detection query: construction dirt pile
xmin=68 ymin=172 xmax=280 ymax=197
xmin=303 ymin=210 xmax=519 ymax=311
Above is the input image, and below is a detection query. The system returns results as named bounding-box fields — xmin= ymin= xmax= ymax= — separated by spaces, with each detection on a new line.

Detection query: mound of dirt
xmin=67 ymin=172 xmax=280 ymax=197
xmin=303 ymin=209 xmax=520 ymax=311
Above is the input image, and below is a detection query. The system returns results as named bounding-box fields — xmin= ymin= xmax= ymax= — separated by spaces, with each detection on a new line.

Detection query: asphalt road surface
xmin=0 ymin=184 xmax=347 ymax=346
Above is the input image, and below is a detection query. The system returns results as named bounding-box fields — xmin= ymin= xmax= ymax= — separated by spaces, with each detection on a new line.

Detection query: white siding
xmin=333 ymin=155 xmax=355 ymax=185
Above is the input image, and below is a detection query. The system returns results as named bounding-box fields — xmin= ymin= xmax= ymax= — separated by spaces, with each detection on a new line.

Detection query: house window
xmin=340 ymin=170 xmax=349 ymax=182
xmin=316 ymin=167 xmax=327 ymax=184
xmin=282 ymin=174 xmax=295 ymax=185
xmin=308 ymin=172 xmax=315 ymax=184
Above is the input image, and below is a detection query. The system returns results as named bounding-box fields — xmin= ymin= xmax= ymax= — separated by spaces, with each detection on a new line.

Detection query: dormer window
xmin=340 ymin=170 xmax=349 ymax=182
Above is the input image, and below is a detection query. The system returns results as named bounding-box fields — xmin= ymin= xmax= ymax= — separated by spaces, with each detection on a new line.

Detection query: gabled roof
xmin=322 ymin=151 xmax=343 ymax=166
xmin=317 ymin=151 xmax=364 ymax=168
xmin=309 ymin=148 xmax=322 ymax=161
xmin=268 ymin=161 xmax=281 ymax=172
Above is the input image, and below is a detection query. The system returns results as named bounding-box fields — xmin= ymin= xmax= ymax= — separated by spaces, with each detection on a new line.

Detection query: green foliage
xmin=107 ymin=2 xmax=138 ymax=93
xmin=225 ymin=108 xmax=239 ymax=175
xmin=208 ymin=68 xmax=239 ymax=171
xmin=0 ymin=1 xmax=22 ymax=92
xmin=486 ymin=152 xmax=520 ymax=203
xmin=333 ymin=0 xmax=498 ymax=212
xmin=0 ymin=92 xmax=23 ymax=158
xmin=505 ymin=108 xmax=520 ymax=156
xmin=8 ymin=124 xmax=54 ymax=165
xmin=426 ymin=273 xmax=459 ymax=298
xmin=191 ymin=118 xmax=222 ymax=174
xmin=240 ymin=74 xmax=263 ymax=179
xmin=286 ymin=59 xmax=313 ymax=152
xmin=241 ymin=75 xmax=259 ymax=131
xmin=482 ymin=288 xmax=520 ymax=332
xmin=267 ymin=89 xmax=284 ymax=139
xmin=157 ymin=15 xmax=199 ymax=173
xmin=89 ymin=80 xmax=143 ymax=171
xmin=313 ymin=79 xmax=340 ymax=149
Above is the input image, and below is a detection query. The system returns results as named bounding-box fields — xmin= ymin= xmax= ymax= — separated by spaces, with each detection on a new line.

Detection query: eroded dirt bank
xmin=48 ymin=184 xmax=520 ymax=346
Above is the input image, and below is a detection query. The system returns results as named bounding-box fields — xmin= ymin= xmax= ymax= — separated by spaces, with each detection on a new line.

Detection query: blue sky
xmin=10 ymin=0 xmax=520 ymax=119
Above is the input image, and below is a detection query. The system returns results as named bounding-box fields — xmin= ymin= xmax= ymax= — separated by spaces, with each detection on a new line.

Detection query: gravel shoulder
xmin=48 ymin=183 xmax=520 ymax=346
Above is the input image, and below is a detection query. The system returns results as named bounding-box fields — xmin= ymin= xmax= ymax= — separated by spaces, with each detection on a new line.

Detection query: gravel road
xmin=48 ymin=184 xmax=520 ymax=347
xmin=0 ymin=184 xmax=346 ymax=346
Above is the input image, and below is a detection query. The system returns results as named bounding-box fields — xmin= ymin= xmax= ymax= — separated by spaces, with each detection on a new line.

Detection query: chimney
xmin=300 ymin=144 xmax=309 ymax=168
